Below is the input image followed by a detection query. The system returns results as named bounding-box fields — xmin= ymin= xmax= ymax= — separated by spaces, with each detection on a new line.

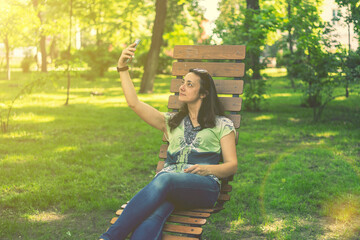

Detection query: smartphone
xmin=133 ymin=39 xmax=141 ymax=48
xmin=126 ymin=39 xmax=141 ymax=63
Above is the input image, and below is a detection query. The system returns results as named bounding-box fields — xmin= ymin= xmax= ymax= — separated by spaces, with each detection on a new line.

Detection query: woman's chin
xmin=178 ymin=96 xmax=186 ymax=103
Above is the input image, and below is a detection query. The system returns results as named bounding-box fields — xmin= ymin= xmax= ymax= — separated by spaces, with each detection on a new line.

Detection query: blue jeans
xmin=100 ymin=172 xmax=220 ymax=240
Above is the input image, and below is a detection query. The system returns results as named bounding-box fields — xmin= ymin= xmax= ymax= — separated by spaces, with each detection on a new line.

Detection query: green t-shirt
xmin=158 ymin=113 xmax=236 ymax=184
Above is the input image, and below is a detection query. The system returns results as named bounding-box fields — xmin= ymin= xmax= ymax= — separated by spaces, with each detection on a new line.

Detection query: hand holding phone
xmin=126 ymin=39 xmax=141 ymax=63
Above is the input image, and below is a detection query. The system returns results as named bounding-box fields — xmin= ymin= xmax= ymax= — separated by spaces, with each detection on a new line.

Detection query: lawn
xmin=0 ymin=69 xmax=359 ymax=240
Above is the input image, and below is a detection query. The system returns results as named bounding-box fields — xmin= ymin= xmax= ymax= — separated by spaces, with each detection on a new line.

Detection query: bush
xmin=21 ymin=55 xmax=36 ymax=73
xmin=243 ymin=70 xmax=267 ymax=111
xmin=78 ymin=44 xmax=120 ymax=79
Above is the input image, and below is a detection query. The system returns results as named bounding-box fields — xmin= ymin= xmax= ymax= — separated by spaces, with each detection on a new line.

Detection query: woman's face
xmin=178 ymin=72 xmax=205 ymax=104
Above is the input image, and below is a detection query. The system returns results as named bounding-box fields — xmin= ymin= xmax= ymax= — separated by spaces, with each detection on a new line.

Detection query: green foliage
xmin=244 ymin=76 xmax=267 ymax=112
xmin=0 ymin=0 xmax=39 ymax=47
xmin=0 ymin=74 xmax=48 ymax=133
xmin=276 ymin=0 xmax=350 ymax=121
xmin=214 ymin=1 xmax=278 ymax=111
xmin=77 ymin=44 xmax=120 ymax=79
xmin=344 ymin=48 xmax=360 ymax=87
xmin=335 ymin=0 xmax=360 ymax=38
xmin=297 ymin=48 xmax=344 ymax=122
xmin=215 ymin=3 xmax=278 ymax=75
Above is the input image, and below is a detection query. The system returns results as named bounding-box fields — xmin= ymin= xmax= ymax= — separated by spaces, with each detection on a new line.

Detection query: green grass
xmin=0 ymin=69 xmax=359 ymax=239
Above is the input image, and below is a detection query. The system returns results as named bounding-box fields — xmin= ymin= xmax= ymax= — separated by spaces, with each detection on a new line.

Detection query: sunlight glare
xmin=272 ymin=93 xmax=293 ymax=97
xmin=26 ymin=211 xmax=66 ymax=223
xmin=334 ymin=96 xmax=347 ymax=101
xmin=321 ymin=194 xmax=360 ymax=239
xmin=254 ymin=115 xmax=274 ymax=121
xmin=55 ymin=146 xmax=78 ymax=153
xmin=12 ymin=113 xmax=55 ymax=123
xmin=288 ymin=117 xmax=301 ymax=122
xmin=314 ymin=131 xmax=338 ymax=138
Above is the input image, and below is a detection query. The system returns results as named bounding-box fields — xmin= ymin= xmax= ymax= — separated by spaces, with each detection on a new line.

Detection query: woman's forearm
xmin=119 ymin=70 xmax=140 ymax=109
xmin=184 ymin=161 xmax=238 ymax=179
xmin=207 ymin=162 xmax=238 ymax=179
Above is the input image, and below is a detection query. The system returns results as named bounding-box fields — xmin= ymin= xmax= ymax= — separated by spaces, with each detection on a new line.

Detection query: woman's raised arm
xmin=118 ymin=43 xmax=166 ymax=133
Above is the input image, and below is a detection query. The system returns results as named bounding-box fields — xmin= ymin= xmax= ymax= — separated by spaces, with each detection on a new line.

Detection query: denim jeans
xmin=100 ymin=172 xmax=220 ymax=240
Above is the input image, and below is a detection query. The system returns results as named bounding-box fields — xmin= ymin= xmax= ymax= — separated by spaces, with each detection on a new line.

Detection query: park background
xmin=1 ymin=0 xmax=360 ymax=239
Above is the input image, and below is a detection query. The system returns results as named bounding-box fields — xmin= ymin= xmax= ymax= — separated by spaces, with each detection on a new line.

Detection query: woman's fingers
xmin=184 ymin=165 xmax=200 ymax=174
xmin=118 ymin=46 xmax=137 ymax=66
xmin=184 ymin=165 xmax=210 ymax=176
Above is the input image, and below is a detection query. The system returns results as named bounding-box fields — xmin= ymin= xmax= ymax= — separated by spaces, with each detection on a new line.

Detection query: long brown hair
xmin=168 ymin=68 xmax=225 ymax=131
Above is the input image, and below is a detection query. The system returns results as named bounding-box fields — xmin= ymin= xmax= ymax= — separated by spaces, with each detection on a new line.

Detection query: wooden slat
xmin=218 ymin=193 xmax=230 ymax=202
xmin=167 ymin=216 xmax=206 ymax=225
xmin=212 ymin=206 xmax=225 ymax=213
xmin=227 ymin=114 xmax=241 ymax=128
xmin=172 ymin=62 xmax=245 ymax=78
xmin=221 ymin=184 xmax=232 ymax=193
xmin=168 ymin=95 xmax=242 ymax=112
xmin=157 ymin=160 xmax=165 ymax=171
xmin=187 ymin=208 xmax=214 ymax=213
xmin=236 ymin=131 xmax=239 ymax=145
xmin=173 ymin=45 xmax=246 ymax=60
xmin=173 ymin=210 xmax=211 ymax=218
xmin=162 ymin=234 xmax=199 ymax=240
xmin=116 ymin=209 xmax=123 ymax=215
xmin=170 ymin=79 xmax=244 ymax=95
xmin=110 ymin=217 xmax=118 ymax=224
xmin=159 ymin=144 xmax=168 ymax=159
xmin=163 ymin=224 xmax=202 ymax=235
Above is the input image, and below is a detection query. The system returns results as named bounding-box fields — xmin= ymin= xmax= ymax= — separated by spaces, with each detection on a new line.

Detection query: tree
xmin=139 ymin=0 xmax=203 ymax=93
xmin=32 ymin=0 xmax=48 ymax=72
xmin=214 ymin=0 xmax=278 ymax=110
xmin=282 ymin=1 xmax=348 ymax=121
xmin=333 ymin=0 xmax=360 ymax=97
xmin=139 ymin=0 xmax=167 ymax=93
xmin=335 ymin=0 xmax=360 ymax=44
xmin=65 ymin=0 xmax=73 ymax=106
xmin=74 ymin=0 xmax=146 ymax=78
xmin=0 ymin=0 xmax=38 ymax=80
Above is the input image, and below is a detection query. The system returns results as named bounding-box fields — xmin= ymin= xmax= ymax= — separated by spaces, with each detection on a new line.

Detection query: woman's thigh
xmin=154 ymin=172 xmax=220 ymax=209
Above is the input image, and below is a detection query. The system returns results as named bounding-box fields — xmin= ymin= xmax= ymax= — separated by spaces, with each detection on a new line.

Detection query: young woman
xmin=100 ymin=43 xmax=238 ymax=240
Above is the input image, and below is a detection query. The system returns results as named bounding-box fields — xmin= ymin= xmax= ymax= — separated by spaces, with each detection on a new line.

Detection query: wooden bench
xmin=110 ymin=45 xmax=246 ymax=239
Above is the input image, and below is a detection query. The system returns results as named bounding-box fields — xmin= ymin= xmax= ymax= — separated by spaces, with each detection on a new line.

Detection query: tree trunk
xmin=4 ymin=35 xmax=10 ymax=80
xmin=287 ymin=0 xmax=295 ymax=89
xmin=65 ymin=0 xmax=73 ymax=106
xmin=49 ymin=36 xmax=58 ymax=63
xmin=287 ymin=0 xmax=293 ymax=55
xmin=32 ymin=0 xmax=47 ymax=72
xmin=40 ymin=35 xmax=47 ymax=72
xmin=246 ymin=0 xmax=261 ymax=80
xmin=140 ymin=0 xmax=167 ymax=93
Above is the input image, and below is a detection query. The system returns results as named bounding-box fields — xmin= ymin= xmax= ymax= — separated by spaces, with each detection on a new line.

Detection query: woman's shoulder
xmin=215 ymin=115 xmax=234 ymax=125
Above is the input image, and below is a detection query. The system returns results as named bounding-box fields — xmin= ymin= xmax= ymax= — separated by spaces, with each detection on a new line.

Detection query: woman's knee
xmin=151 ymin=172 xmax=175 ymax=190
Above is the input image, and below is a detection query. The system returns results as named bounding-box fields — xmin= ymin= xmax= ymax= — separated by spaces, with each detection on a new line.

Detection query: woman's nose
xmin=179 ymin=83 xmax=185 ymax=91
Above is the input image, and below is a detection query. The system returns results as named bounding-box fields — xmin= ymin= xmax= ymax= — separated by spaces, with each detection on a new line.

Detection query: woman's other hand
xmin=118 ymin=42 xmax=137 ymax=68
xmin=184 ymin=164 xmax=211 ymax=176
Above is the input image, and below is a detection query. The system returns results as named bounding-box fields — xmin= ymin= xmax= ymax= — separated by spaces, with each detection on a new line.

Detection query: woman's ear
xmin=200 ymin=90 xmax=209 ymax=99
xmin=203 ymin=90 xmax=209 ymax=98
